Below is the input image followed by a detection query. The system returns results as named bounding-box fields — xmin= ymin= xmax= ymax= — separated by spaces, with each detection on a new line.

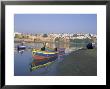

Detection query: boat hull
xmin=30 ymin=55 xmax=58 ymax=71
xmin=17 ymin=46 xmax=26 ymax=50
xmin=32 ymin=52 xmax=58 ymax=64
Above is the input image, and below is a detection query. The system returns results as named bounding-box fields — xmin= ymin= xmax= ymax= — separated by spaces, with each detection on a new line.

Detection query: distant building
xmin=14 ymin=32 xmax=22 ymax=37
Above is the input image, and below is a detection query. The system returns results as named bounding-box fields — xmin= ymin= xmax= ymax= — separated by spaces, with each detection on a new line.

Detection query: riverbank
xmin=56 ymin=48 xmax=97 ymax=76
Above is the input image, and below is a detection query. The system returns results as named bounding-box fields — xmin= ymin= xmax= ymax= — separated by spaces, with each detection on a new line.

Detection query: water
xmin=14 ymin=42 xmax=87 ymax=76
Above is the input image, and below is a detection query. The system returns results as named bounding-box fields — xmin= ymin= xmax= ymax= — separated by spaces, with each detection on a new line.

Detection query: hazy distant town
xmin=14 ymin=32 xmax=97 ymax=43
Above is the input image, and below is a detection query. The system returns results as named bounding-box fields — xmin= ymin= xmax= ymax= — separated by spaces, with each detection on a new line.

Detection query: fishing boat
xmin=32 ymin=51 xmax=58 ymax=65
xmin=30 ymin=53 xmax=58 ymax=71
xmin=17 ymin=42 xmax=26 ymax=50
xmin=32 ymin=47 xmax=65 ymax=54
xmin=17 ymin=45 xmax=26 ymax=49
xmin=32 ymin=55 xmax=57 ymax=66
xmin=17 ymin=46 xmax=26 ymax=53
xmin=32 ymin=48 xmax=58 ymax=56
xmin=32 ymin=52 xmax=58 ymax=61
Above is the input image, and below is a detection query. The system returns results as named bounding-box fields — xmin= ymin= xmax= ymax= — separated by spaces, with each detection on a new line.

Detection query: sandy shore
xmin=56 ymin=48 xmax=97 ymax=76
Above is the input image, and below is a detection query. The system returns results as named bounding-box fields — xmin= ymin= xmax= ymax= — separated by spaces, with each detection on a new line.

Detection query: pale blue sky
xmin=14 ymin=14 xmax=97 ymax=34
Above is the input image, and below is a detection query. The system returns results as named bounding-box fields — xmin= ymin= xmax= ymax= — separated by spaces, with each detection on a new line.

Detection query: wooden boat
xmin=32 ymin=49 xmax=58 ymax=56
xmin=32 ymin=54 xmax=58 ymax=61
xmin=33 ymin=55 xmax=48 ymax=61
xmin=30 ymin=54 xmax=58 ymax=71
xmin=41 ymin=47 xmax=65 ymax=53
xmin=17 ymin=45 xmax=26 ymax=50
xmin=31 ymin=57 xmax=57 ymax=66
xmin=30 ymin=48 xmax=65 ymax=71
xmin=32 ymin=50 xmax=58 ymax=64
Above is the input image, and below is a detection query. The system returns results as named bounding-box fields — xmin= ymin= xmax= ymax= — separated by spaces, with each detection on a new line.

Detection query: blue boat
xmin=17 ymin=45 xmax=26 ymax=50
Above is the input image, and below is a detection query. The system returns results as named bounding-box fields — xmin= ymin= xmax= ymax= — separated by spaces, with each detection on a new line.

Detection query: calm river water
xmin=14 ymin=42 xmax=86 ymax=76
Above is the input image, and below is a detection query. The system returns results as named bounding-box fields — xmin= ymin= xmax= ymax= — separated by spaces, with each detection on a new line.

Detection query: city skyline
xmin=14 ymin=14 xmax=97 ymax=34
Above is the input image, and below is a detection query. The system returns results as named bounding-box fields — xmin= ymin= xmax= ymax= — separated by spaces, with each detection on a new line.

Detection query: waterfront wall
xmin=14 ymin=36 xmax=70 ymax=43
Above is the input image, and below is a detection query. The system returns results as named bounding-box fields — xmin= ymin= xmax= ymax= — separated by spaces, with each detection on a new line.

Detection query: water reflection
xmin=14 ymin=42 xmax=86 ymax=76
xmin=17 ymin=50 xmax=24 ymax=54
xmin=29 ymin=48 xmax=66 ymax=72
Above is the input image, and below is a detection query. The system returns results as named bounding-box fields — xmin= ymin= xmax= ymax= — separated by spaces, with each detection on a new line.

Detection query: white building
xmin=14 ymin=32 xmax=22 ymax=37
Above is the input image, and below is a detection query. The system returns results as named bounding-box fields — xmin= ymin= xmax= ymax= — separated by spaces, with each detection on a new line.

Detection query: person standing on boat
xmin=53 ymin=43 xmax=57 ymax=51
xmin=41 ymin=42 xmax=47 ymax=51
xmin=54 ymin=47 xmax=57 ymax=51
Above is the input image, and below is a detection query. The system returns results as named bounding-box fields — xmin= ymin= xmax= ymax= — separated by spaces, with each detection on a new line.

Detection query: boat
xmin=17 ymin=42 xmax=26 ymax=50
xmin=32 ymin=56 xmax=57 ymax=66
xmin=32 ymin=48 xmax=58 ymax=56
xmin=32 ymin=47 xmax=65 ymax=55
xmin=30 ymin=53 xmax=58 ymax=71
xmin=32 ymin=51 xmax=58 ymax=65
xmin=86 ymin=43 xmax=93 ymax=49
xmin=17 ymin=45 xmax=26 ymax=50
xmin=32 ymin=49 xmax=40 ymax=55
xmin=32 ymin=53 xmax=58 ymax=61
xmin=45 ymin=47 xmax=57 ymax=52
xmin=30 ymin=47 xmax=65 ymax=71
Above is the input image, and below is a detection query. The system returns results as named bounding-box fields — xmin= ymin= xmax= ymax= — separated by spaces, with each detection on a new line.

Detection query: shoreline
xmin=56 ymin=48 xmax=97 ymax=76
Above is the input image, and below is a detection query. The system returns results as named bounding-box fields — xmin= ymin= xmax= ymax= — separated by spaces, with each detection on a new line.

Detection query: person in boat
xmin=41 ymin=42 xmax=58 ymax=52
xmin=41 ymin=42 xmax=46 ymax=51
xmin=41 ymin=46 xmax=45 ymax=51
xmin=86 ymin=43 xmax=93 ymax=49
xmin=54 ymin=47 xmax=57 ymax=51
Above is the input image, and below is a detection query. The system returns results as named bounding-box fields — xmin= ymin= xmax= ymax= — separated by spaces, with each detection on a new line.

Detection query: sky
xmin=14 ymin=14 xmax=97 ymax=34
